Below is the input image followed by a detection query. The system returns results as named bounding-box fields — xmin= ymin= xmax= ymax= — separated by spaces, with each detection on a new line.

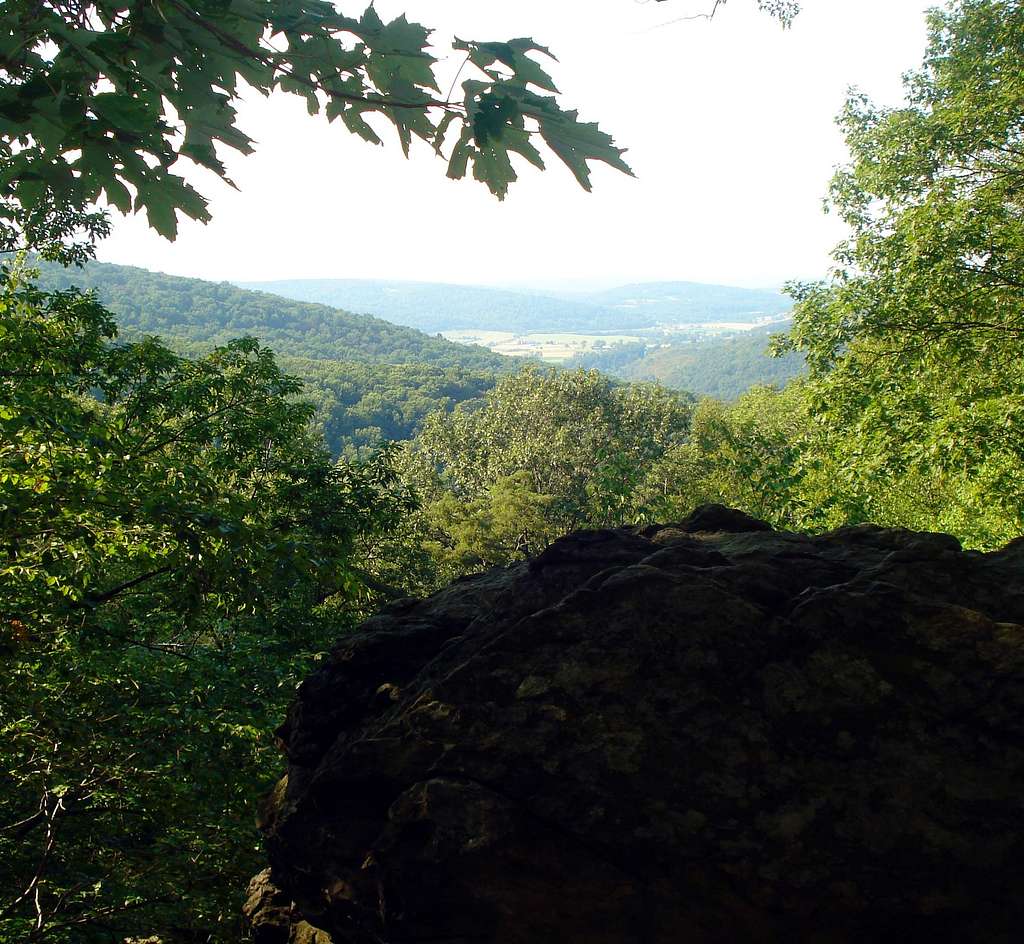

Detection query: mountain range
xmin=234 ymin=277 xmax=792 ymax=334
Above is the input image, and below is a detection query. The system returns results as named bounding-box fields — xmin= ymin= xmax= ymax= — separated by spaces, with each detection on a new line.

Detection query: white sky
xmin=96 ymin=0 xmax=932 ymax=289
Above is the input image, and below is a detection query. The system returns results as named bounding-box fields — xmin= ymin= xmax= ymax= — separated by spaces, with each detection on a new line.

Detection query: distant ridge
xmin=234 ymin=277 xmax=792 ymax=334
xmin=567 ymin=281 xmax=791 ymax=325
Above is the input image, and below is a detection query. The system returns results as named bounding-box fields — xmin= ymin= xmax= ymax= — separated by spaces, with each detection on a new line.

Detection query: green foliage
xmin=636 ymin=384 xmax=809 ymax=527
xmin=30 ymin=258 xmax=509 ymax=456
xmin=276 ymin=357 xmax=499 ymax=456
xmin=398 ymin=367 xmax=692 ymax=586
xmin=0 ymin=262 xmax=414 ymax=941
xmin=420 ymin=471 xmax=559 ymax=574
xmin=641 ymin=380 xmax=1022 ymax=551
xmin=754 ymin=0 xmax=801 ymax=26
xmin=0 ymin=0 xmax=632 ymax=259
xmin=775 ymin=0 xmax=1024 ymax=548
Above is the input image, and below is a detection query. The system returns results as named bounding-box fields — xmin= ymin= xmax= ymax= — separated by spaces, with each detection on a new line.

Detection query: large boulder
xmin=249 ymin=505 xmax=1024 ymax=943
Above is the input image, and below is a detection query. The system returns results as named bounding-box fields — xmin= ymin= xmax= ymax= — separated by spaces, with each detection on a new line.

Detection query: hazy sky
xmin=96 ymin=0 xmax=932 ymax=289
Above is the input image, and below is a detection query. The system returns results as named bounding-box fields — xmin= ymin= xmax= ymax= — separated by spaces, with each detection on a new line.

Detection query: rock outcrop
xmin=248 ymin=505 xmax=1024 ymax=944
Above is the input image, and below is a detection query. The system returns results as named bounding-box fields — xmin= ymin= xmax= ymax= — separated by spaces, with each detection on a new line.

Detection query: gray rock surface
xmin=248 ymin=505 xmax=1024 ymax=943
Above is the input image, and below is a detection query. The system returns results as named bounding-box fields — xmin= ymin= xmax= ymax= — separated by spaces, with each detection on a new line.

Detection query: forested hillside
xmin=28 ymin=261 xmax=798 ymax=449
xmin=235 ymin=277 xmax=624 ymax=333
xmin=571 ymin=322 xmax=805 ymax=400
xmin=30 ymin=260 xmax=510 ymax=455
xmin=33 ymin=260 xmax=508 ymax=369
xmin=274 ymin=358 xmax=497 ymax=456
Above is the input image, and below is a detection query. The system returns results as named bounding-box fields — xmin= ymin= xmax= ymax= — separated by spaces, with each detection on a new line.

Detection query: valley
xmin=31 ymin=259 xmax=804 ymax=458
xmin=442 ymin=316 xmax=791 ymax=364
xmin=234 ymin=273 xmax=799 ymax=394
xmin=440 ymin=329 xmax=645 ymax=362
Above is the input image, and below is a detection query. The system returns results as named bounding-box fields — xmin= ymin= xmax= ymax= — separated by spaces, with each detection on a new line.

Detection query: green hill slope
xmin=29 ymin=260 xmax=510 ymax=454
xmin=273 ymin=357 xmax=496 ymax=456
xmin=571 ymin=323 xmax=804 ymax=400
xmin=32 ymin=260 xmax=508 ymax=370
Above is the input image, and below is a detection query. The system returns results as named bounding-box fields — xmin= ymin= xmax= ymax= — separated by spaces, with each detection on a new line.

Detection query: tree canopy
xmin=396 ymin=367 xmax=693 ymax=585
xmin=778 ymin=0 xmax=1024 ymax=542
xmin=0 ymin=259 xmax=416 ymax=941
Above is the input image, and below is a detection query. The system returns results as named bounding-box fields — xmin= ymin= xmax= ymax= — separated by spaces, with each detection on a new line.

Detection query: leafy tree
xmin=413 ymin=366 xmax=691 ymax=521
xmin=777 ymin=0 xmax=1024 ymax=548
xmin=0 ymin=259 xmax=414 ymax=941
xmin=398 ymin=367 xmax=692 ymax=585
xmin=636 ymin=383 xmax=809 ymax=527
xmin=0 ymin=0 xmax=806 ymax=261
xmin=0 ymin=0 xmax=639 ymax=261
xmin=420 ymin=471 xmax=559 ymax=575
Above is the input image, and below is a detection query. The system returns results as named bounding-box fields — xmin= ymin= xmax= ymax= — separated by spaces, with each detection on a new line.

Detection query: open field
xmin=442 ymin=330 xmax=643 ymax=363
xmin=442 ymin=316 xmax=791 ymax=364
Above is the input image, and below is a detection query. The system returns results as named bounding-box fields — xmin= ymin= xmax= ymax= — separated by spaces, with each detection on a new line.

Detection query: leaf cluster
xmin=395 ymin=366 xmax=692 ymax=586
xmin=0 ymin=0 xmax=633 ymax=258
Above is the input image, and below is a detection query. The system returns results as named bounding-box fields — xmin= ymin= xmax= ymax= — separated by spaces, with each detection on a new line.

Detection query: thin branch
xmin=75 ymin=565 xmax=173 ymax=608
xmin=444 ymin=53 xmax=472 ymax=107
xmin=1 ymin=792 xmax=64 ymax=923
xmin=643 ymin=0 xmax=727 ymax=29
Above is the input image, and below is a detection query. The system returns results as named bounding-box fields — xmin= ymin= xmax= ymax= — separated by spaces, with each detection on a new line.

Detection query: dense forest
xmin=30 ymin=260 xmax=511 ymax=454
xmin=273 ymin=358 xmax=497 ymax=456
xmin=2 ymin=0 xmax=1022 ymax=941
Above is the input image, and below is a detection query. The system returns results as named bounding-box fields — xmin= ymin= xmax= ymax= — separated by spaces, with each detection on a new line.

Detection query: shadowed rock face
xmin=247 ymin=505 xmax=1024 ymax=944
